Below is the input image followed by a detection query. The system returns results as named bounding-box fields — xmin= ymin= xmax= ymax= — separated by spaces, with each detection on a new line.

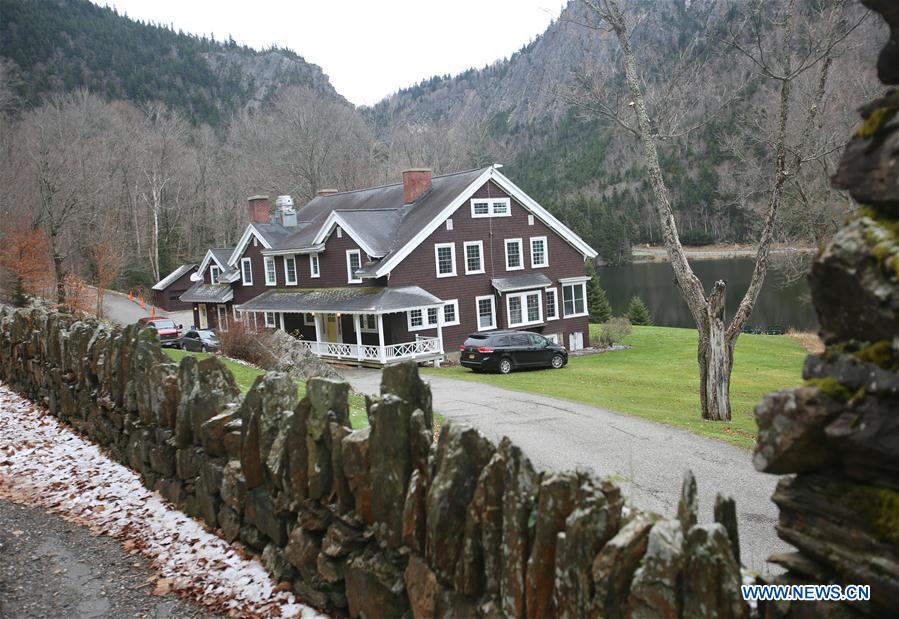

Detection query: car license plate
xmin=468 ymin=354 xmax=476 ymax=359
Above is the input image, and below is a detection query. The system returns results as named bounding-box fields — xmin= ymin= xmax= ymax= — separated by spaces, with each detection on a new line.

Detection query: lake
xmin=596 ymin=258 xmax=818 ymax=331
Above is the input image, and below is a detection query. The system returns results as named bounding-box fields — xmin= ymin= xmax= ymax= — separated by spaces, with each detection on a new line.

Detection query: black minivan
xmin=460 ymin=330 xmax=568 ymax=374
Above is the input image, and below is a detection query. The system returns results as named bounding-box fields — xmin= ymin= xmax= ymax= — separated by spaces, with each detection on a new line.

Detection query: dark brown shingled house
xmin=178 ymin=165 xmax=598 ymax=366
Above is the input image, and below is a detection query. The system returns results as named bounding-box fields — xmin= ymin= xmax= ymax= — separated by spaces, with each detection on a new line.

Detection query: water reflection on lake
xmin=597 ymin=258 xmax=818 ymax=331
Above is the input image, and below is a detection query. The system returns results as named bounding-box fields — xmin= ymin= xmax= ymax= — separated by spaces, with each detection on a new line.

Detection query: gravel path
xmin=0 ymin=498 xmax=218 ymax=619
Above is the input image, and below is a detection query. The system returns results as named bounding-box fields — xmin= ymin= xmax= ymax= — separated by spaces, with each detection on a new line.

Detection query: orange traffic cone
xmin=129 ymin=290 xmax=133 ymax=301
xmin=140 ymin=296 xmax=145 ymax=309
xmin=151 ymin=306 xmax=156 ymax=317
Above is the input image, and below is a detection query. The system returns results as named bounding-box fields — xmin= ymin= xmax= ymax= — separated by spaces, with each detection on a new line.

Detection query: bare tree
xmin=580 ymin=0 xmax=866 ymax=421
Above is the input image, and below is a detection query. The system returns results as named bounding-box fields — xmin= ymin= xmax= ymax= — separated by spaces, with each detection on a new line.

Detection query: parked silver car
xmin=178 ymin=329 xmax=220 ymax=352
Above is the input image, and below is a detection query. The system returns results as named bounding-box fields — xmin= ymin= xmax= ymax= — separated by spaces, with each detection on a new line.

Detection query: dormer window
xmin=471 ymin=197 xmax=511 ymax=218
xmin=209 ymin=265 xmax=220 ymax=284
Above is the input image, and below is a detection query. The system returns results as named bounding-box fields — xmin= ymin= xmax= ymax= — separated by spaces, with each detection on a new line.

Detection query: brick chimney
xmin=317 ymin=188 xmax=339 ymax=197
xmin=402 ymin=168 xmax=432 ymax=204
xmin=247 ymin=195 xmax=270 ymax=224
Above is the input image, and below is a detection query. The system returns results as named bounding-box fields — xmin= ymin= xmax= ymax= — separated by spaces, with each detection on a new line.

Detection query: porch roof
xmin=234 ymin=286 xmax=442 ymax=314
xmin=491 ymin=272 xmax=553 ymax=293
xmin=179 ymin=282 xmax=234 ymax=303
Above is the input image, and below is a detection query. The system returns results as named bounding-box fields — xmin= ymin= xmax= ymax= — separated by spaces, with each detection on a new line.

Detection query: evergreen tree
xmin=587 ymin=264 xmax=612 ymax=323
xmin=627 ymin=295 xmax=652 ymax=326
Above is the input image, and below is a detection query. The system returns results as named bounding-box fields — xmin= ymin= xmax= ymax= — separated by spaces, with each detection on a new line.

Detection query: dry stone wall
xmin=752 ymin=2 xmax=899 ymax=617
xmin=0 ymin=304 xmax=749 ymax=618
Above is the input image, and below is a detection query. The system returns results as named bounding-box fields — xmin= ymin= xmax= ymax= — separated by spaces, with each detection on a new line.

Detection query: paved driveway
xmin=338 ymin=366 xmax=790 ymax=574
xmin=96 ymin=288 xmax=192 ymax=328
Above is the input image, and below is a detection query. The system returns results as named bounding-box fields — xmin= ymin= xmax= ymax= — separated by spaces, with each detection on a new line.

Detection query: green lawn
xmin=164 ymin=348 xmax=369 ymax=429
xmin=424 ymin=325 xmax=807 ymax=449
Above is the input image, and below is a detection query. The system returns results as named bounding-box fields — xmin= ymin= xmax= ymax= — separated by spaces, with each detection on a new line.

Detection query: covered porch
xmin=235 ymin=286 xmax=445 ymax=367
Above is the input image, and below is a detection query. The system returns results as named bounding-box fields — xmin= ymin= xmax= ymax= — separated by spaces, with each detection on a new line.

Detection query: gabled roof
xmin=196 ymin=248 xmax=235 ymax=280
xmin=234 ymin=286 xmax=442 ymax=314
xmin=152 ymin=264 xmax=197 ymax=291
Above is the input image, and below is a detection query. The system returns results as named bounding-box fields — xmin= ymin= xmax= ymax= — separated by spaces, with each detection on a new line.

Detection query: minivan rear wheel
xmin=498 ymin=357 xmax=513 ymax=375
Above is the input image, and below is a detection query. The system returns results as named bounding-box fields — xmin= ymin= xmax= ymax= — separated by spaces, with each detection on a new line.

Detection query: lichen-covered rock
xmin=714 ymin=494 xmax=741 ymax=565
xmin=344 ymin=548 xmax=409 ymax=619
xmin=402 ymin=469 xmax=428 ymax=554
xmin=198 ymin=406 xmax=241 ymax=457
xmin=262 ymin=543 xmax=296 ymax=583
xmin=677 ymin=470 xmax=698 ymax=535
xmin=499 ymin=437 xmax=539 ymax=619
xmin=321 ymin=519 xmax=369 ymax=558
xmin=626 ymin=519 xmax=684 ymax=619
xmin=554 ymin=473 xmax=622 ymax=619
xmin=284 ymin=526 xmax=322 ymax=571
xmin=426 ymin=422 xmax=495 ymax=584
xmin=175 ymin=355 xmax=240 ymax=448
xmin=220 ymin=459 xmax=246 ymax=514
xmin=342 ymin=426 xmax=372 ymax=523
xmin=683 ymin=524 xmax=747 ymax=619
xmin=825 ymin=395 xmax=899 ymax=491
xmin=305 ymin=377 xmax=350 ymax=501
xmin=239 ymin=372 xmax=297 ymax=490
xmin=753 ymin=386 xmax=843 ymax=474
xmin=591 ymin=513 xmax=655 ymax=619
xmin=244 ymin=487 xmax=287 ymax=546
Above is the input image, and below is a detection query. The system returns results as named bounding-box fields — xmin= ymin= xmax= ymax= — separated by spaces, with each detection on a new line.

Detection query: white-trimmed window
xmin=528 ymin=214 xmax=535 ymax=226
xmin=505 ymin=238 xmax=523 ymax=271
xmin=563 ymin=282 xmax=588 ymax=317
xmin=264 ymin=256 xmax=277 ymax=286
xmin=284 ymin=255 xmax=297 ymax=285
xmin=304 ymin=313 xmax=315 ymax=326
xmin=442 ymin=299 xmax=460 ymax=326
xmin=434 ymin=243 xmax=456 ymax=278
xmin=446 ymin=218 xmax=453 ymax=231
xmin=546 ymin=287 xmax=559 ymax=320
xmin=310 ymin=253 xmax=320 ymax=278
xmin=240 ymin=257 xmax=253 ymax=286
xmin=507 ymin=290 xmax=543 ymax=327
xmin=470 ymin=197 xmax=511 ymax=218
xmin=346 ymin=249 xmax=362 ymax=283
xmin=530 ymin=236 xmax=548 ymax=268
xmin=209 ymin=265 xmax=220 ymax=284
xmin=359 ymin=314 xmax=378 ymax=333
xmin=264 ymin=311 xmax=277 ymax=328
xmin=217 ymin=305 xmax=229 ymax=332
xmin=476 ymin=295 xmax=496 ymax=331
xmin=407 ymin=306 xmax=440 ymax=332
xmin=464 ymin=241 xmax=484 ymax=275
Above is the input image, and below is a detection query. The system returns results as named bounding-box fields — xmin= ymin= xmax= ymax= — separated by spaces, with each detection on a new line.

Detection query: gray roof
xmin=152 ymin=264 xmax=197 ymax=291
xmin=210 ymin=247 xmax=234 ymax=268
xmin=179 ymin=282 xmax=234 ymax=303
xmin=267 ymin=168 xmax=489 ymax=269
xmin=235 ymin=286 xmax=442 ymax=314
xmin=491 ymin=273 xmax=554 ymax=293
xmin=254 ymin=223 xmax=294 ymax=248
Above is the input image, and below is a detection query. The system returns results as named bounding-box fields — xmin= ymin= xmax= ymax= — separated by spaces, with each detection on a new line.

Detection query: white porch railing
xmin=296 ymin=336 xmax=441 ymax=363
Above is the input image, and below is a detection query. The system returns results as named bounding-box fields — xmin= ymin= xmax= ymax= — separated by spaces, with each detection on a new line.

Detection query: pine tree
xmin=627 ymin=295 xmax=652 ymax=326
xmin=588 ymin=272 xmax=613 ymax=323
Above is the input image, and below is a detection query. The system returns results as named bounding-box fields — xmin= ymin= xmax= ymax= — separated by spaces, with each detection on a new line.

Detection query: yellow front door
xmin=198 ymin=305 xmax=208 ymax=329
xmin=325 ymin=314 xmax=339 ymax=342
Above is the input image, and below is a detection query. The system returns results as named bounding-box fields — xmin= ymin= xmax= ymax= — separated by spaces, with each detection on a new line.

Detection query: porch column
xmin=280 ymin=312 xmax=285 ymax=331
xmin=377 ymin=313 xmax=387 ymax=364
xmin=435 ymin=305 xmax=444 ymax=368
xmin=353 ymin=313 xmax=363 ymax=361
xmin=314 ymin=313 xmax=323 ymax=356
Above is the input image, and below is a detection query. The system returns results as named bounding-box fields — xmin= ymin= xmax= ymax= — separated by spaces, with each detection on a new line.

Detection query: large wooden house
xmin=178 ymin=165 xmax=598 ymax=366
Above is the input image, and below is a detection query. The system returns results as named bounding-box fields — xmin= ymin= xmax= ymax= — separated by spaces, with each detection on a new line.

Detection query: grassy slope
xmin=164 ymin=349 xmax=369 ymax=429
xmin=424 ymin=325 xmax=806 ymax=449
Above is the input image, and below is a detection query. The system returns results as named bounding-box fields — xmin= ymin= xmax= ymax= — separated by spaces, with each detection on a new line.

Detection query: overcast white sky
xmin=95 ymin=0 xmax=568 ymax=106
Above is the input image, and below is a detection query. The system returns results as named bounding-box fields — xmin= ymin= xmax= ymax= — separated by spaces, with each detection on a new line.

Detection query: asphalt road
xmin=97 ymin=288 xmax=192 ymax=328
xmin=338 ymin=366 xmax=790 ymax=574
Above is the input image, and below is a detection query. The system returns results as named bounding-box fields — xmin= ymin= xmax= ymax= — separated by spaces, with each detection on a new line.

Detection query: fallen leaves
xmin=0 ymin=383 xmax=325 ymax=619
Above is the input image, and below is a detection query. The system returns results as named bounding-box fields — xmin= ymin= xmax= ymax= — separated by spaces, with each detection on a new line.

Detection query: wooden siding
xmin=387 ymin=180 xmax=591 ymax=349
xmin=153 ymin=267 xmax=197 ymax=311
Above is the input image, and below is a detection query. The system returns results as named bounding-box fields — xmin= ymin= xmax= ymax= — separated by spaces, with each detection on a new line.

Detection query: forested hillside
xmin=0 ymin=0 xmax=343 ymax=124
xmin=0 ymin=0 xmax=885 ymax=305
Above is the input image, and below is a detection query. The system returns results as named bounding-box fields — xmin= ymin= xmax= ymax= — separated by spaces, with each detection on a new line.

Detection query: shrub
xmin=597 ymin=316 xmax=632 ymax=347
xmin=627 ymin=296 xmax=653 ymax=326
xmin=218 ymin=320 xmax=278 ymax=367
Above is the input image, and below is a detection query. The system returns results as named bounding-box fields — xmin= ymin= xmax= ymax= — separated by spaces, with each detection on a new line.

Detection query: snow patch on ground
xmin=0 ymin=382 xmax=327 ymax=618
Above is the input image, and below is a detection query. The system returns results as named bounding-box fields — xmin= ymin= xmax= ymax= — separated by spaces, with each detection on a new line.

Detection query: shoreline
xmin=627 ymin=243 xmax=816 ymax=264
